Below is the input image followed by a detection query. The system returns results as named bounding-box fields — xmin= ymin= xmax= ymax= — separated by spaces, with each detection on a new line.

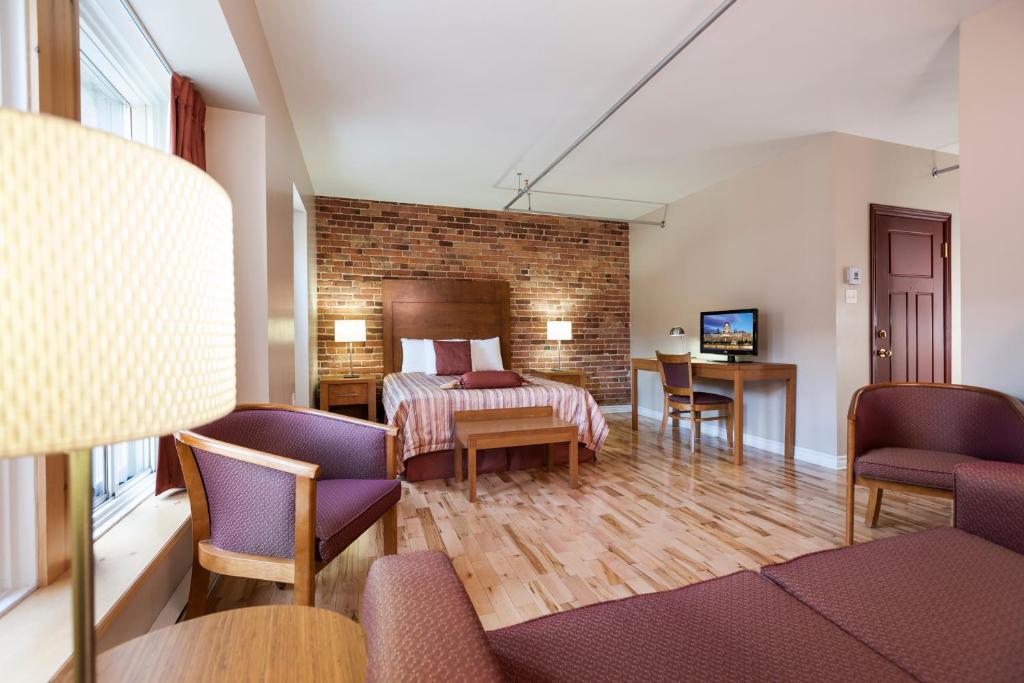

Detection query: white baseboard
xmin=635 ymin=406 xmax=841 ymax=470
xmin=600 ymin=404 xmax=631 ymax=414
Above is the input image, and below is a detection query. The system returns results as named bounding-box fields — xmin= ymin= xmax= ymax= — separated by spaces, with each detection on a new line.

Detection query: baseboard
xmin=636 ymin=406 xmax=841 ymax=470
xmin=600 ymin=404 xmax=631 ymax=414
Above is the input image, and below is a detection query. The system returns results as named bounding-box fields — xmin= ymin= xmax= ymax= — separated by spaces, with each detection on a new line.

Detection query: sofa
xmin=362 ymin=461 xmax=1024 ymax=682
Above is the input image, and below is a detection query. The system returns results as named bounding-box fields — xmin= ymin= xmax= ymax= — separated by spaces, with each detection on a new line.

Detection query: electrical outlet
xmin=846 ymin=289 xmax=858 ymax=304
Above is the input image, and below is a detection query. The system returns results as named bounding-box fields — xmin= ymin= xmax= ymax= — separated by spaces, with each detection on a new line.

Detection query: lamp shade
xmin=669 ymin=327 xmax=686 ymax=337
xmin=335 ymin=319 xmax=366 ymax=343
xmin=547 ymin=320 xmax=572 ymax=341
xmin=0 ymin=109 xmax=236 ymax=458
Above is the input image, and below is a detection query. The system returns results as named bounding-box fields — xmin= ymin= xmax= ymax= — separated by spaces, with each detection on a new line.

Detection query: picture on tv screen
xmin=702 ymin=310 xmax=756 ymax=354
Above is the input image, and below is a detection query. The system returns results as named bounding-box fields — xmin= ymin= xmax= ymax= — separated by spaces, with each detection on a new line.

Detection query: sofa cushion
xmin=316 ymin=478 xmax=401 ymax=562
xmin=854 ymin=447 xmax=980 ymax=490
xmin=762 ymin=527 xmax=1024 ymax=682
xmin=487 ymin=570 xmax=910 ymax=683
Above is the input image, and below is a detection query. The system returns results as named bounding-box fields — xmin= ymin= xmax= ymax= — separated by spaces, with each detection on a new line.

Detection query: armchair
xmin=174 ymin=403 xmax=400 ymax=617
xmin=846 ymin=383 xmax=1024 ymax=544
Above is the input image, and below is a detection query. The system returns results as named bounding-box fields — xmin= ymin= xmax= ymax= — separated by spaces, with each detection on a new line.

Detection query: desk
xmin=94 ymin=605 xmax=366 ymax=682
xmin=631 ymin=358 xmax=796 ymax=465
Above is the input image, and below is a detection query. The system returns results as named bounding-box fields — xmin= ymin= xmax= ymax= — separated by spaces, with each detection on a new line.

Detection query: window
xmin=78 ymin=0 xmax=171 ymax=534
xmin=0 ymin=0 xmax=37 ymax=618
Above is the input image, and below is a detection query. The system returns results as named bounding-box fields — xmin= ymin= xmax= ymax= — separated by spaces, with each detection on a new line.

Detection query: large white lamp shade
xmin=0 ymin=108 xmax=236 ymax=681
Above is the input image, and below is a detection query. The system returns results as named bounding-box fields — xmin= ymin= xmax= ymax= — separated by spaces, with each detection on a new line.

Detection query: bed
xmin=381 ymin=278 xmax=608 ymax=482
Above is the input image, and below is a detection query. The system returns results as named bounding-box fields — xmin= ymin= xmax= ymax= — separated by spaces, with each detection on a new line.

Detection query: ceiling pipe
xmin=503 ymin=0 xmax=739 ymax=211
xmin=932 ymin=163 xmax=959 ymax=178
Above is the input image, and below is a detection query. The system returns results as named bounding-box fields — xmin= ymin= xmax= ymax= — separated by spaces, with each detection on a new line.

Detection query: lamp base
xmin=341 ymin=374 xmax=359 ymax=379
xmin=69 ymin=448 xmax=96 ymax=683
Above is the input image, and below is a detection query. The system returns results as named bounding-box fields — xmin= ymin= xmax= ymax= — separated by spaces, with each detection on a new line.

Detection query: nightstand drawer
xmin=328 ymin=383 xmax=368 ymax=405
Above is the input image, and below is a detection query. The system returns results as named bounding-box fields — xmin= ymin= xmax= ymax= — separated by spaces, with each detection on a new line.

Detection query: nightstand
xmin=319 ymin=375 xmax=377 ymax=422
xmin=527 ymin=369 xmax=587 ymax=390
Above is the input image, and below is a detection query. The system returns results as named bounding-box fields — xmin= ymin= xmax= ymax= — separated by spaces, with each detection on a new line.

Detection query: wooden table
xmin=95 ymin=605 xmax=366 ymax=682
xmin=320 ymin=375 xmax=377 ymax=422
xmin=631 ymin=358 xmax=796 ymax=465
xmin=454 ymin=406 xmax=579 ymax=502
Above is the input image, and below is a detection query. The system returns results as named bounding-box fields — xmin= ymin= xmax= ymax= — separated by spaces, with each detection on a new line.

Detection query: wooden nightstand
xmin=527 ymin=369 xmax=587 ymax=390
xmin=319 ymin=375 xmax=377 ymax=422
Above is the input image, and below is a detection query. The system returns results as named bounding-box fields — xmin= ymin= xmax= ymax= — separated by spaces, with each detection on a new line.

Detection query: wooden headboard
xmin=382 ymin=279 xmax=512 ymax=375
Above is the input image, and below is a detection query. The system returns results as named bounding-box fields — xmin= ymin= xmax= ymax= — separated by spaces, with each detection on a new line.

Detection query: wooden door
xmin=870 ymin=204 xmax=951 ymax=383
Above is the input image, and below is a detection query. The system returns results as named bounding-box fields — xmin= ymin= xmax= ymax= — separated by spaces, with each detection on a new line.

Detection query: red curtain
xmin=156 ymin=74 xmax=208 ymax=494
xmin=170 ymin=73 xmax=206 ymax=170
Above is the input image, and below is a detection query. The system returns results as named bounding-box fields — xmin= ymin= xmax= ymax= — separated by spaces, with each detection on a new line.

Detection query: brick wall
xmin=315 ymin=197 xmax=631 ymax=404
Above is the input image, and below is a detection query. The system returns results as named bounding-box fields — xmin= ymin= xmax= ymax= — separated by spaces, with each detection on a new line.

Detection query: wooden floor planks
xmin=206 ymin=413 xmax=950 ymax=629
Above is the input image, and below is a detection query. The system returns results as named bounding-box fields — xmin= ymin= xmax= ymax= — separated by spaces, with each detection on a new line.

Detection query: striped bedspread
xmin=383 ymin=372 xmax=609 ymax=468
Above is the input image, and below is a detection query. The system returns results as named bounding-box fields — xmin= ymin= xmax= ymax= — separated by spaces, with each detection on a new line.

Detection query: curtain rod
xmin=120 ymin=0 xmax=172 ymax=75
xmin=932 ymin=164 xmax=959 ymax=178
xmin=508 ymin=208 xmax=665 ymax=227
xmin=503 ymin=0 xmax=738 ymax=211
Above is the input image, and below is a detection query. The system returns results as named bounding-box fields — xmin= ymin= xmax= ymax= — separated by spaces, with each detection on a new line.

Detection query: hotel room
xmin=1 ymin=0 xmax=1023 ymax=680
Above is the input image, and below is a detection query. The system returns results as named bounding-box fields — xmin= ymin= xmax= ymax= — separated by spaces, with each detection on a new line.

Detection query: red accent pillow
xmin=433 ymin=340 xmax=472 ymax=375
xmin=459 ymin=371 xmax=524 ymax=389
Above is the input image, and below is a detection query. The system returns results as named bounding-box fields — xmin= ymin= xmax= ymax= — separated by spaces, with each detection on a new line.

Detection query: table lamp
xmin=335 ymin=319 xmax=366 ymax=377
xmin=547 ymin=320 xmax=572 ymax=370
xmin=0 ymin=109 xmax=236 ymax=682
xmin=670 ymin=326 xmax=686 ymax=352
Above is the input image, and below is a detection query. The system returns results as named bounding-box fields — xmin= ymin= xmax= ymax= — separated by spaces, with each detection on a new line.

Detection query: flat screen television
xmin=700 ymin=308 xmax=758 ymax=362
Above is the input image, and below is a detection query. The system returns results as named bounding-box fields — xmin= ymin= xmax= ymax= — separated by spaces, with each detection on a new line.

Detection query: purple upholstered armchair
xmin=174 ymin=403 xmax=400 ymax=617
xmin=846 ymin=383 xmax=1024 ymax=544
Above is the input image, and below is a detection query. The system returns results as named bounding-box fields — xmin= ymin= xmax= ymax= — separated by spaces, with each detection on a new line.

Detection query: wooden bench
xmin=453 ymin=406 xmax=580 ymax=502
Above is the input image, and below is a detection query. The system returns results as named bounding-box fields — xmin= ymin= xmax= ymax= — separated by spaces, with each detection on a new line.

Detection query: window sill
xmin=0 ymin=490 xmax=190 ymax=681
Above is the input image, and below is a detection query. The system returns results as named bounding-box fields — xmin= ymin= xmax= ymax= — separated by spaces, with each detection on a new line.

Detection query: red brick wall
xmin=315 ymin=197 xmax=630 ymax=405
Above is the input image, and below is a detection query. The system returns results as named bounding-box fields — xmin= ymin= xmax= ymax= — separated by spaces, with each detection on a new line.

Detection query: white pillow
xmin=400 ymin=338 xmax=428 ymax=373
xmin=471 ymin=337 xmax=504 ymax=371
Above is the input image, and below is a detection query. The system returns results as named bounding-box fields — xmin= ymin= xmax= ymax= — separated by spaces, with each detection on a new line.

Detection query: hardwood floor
xmin=207 ymin=413 xmax=950 ymax=629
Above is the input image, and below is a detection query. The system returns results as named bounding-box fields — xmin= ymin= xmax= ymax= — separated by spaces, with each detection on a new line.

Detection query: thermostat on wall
xmin=845 ymin=267 xmax=862 ymax=285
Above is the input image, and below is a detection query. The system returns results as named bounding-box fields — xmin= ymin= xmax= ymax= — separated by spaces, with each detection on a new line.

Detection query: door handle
xmin=876 ymin=348 xmax=892 ymax=358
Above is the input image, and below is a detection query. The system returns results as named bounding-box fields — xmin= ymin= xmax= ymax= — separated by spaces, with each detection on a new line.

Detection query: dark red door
xmin=870 ymin=204 xmax=951 ymax=384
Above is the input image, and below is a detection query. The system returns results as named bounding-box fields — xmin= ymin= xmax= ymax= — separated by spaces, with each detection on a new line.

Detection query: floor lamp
xmin=0 ymin=109 xmax=236 ymax=682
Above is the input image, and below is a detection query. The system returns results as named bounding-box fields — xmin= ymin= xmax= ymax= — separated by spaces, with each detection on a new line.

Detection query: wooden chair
xmin=846 ymin=383 xmax=1024 ymax=545
xmin=174 ymin=403 xmax=400 ymax=618
xmin=656 ymin=351 xmax=734 ymax=451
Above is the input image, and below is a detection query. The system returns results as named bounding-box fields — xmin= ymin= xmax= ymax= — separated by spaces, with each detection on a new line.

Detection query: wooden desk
xmin=631 ymin=358 xmax=796 ymax=465
xmin=95 ymin=605 xmax=366 ymax=682
xmin=454 ymin=406 xmax=579 ymax=502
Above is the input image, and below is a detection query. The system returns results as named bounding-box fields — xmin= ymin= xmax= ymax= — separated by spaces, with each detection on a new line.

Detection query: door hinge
xmin=942 ymin=241 xmax=950 ymax=259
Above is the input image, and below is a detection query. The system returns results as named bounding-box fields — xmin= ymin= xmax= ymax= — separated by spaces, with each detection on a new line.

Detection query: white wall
xmin=292 ymin=185 xmax=311 ymax=406
xmin=205 ymin=106 xmax=270 ymax=403
xmin=219 ymin=0 xmax=316 ymax=405
xmin=632 ymin=132 xmax=960 ymax=466
xmin=960 ymin=0 xmax=1024 ymax=399
xmin=632 ymin=137 xmax=839 ymax=463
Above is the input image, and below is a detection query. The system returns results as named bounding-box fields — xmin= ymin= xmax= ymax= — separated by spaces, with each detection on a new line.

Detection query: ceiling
xmin=255 ymin=0 xmax=992 ymax=219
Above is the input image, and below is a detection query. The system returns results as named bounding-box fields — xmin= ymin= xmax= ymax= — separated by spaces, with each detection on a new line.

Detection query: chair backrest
xmin=656 ymin=351 xmax=693 ymax=399
xmin=849 ymin=383 xmax=1024 ymax=464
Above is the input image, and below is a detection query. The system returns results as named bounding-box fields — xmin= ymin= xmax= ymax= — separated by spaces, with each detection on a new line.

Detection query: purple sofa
xmin=362 ymin=462 xmax=1024 ymax=682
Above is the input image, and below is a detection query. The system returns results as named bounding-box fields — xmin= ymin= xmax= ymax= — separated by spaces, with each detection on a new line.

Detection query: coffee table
xmin=454 ymin=406 xmax=580 ymax=501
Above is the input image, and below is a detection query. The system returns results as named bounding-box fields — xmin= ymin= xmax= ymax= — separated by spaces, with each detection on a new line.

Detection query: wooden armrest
xmin=175 ymin=430 xmax=321 ymax=479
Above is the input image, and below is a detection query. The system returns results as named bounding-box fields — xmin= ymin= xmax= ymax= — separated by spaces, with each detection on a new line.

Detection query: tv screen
xmin=700 ymin=309 xmax=758 ymax=358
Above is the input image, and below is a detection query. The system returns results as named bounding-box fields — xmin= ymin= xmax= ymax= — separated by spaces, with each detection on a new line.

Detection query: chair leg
xmin=845 ymin=480 xmax=856 ymax=546
xmin=865 ymin=487 xmax=884 ymax=528
xmin=693 ymin=411 xmax=702 ymax=445
xmin=184 ymin=559 xmax=210 ymax=620
xmin=382 ymin=504 xmax=398 ymax=555
xmin=725 ymin=405 xmax=734 ymax=449
xmin=294 ymin=567 xmax=316 ymax=607
xmin=658 ymin=395 xmax=670 ymax=439
xmin=689 ymin=412 xmax=697 ymax=451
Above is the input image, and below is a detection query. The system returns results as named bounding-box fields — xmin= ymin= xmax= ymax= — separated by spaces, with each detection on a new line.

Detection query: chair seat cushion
xmin=669 ymin=391 xmax=732 ymax=406
xmin=487 ymin=570 xmax=910 ymax=683
xmin=854 ymin=447 xmax=980 ymax=490
xmin=762 ymin=528 xmax=1024 ymax=682
xmin=316 ymin=479 xmax=401 ymax=562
